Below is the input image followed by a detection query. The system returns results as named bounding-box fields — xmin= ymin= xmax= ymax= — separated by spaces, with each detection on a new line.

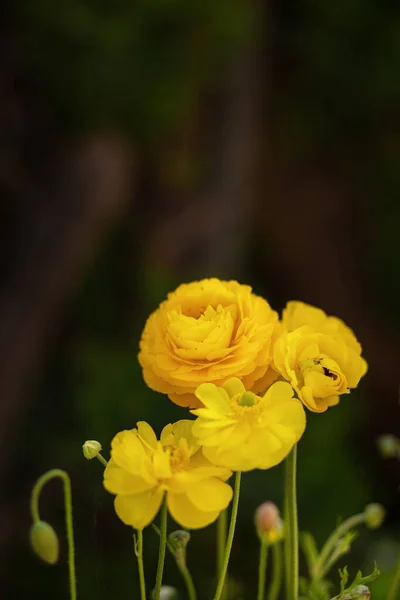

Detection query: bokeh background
xmin=2 ymin=1 xmax=400 ymax=598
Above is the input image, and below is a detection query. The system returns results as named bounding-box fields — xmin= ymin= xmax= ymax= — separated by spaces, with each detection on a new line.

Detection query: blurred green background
xmin=1 ymin=0 xmax=400 ymax=598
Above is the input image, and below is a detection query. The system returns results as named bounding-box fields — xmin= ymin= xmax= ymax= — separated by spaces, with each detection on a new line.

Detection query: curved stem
xmin=284 ymin=445 xmax=298 ymax=600
xmin=30 ymin=469 xmax=77 ymax=600
xmin=153 ymin=498 xmax=168 ymax=600
xmin=213 ymin=471 xmax=242 ymax=600
xmin=136 ymin=530 xmax=146 ymax=600
xmin=177 ymin=561 xmax=197 ymax=600
xmin=387 ymin=557 xmax=400 ymax=600
xmin=257 ymin=538 xmax=269 ymax=600
xmin=313 ymin=513 xmax=365 ymax=581
xmin=267 ymin=543 xmax=282 ymax=600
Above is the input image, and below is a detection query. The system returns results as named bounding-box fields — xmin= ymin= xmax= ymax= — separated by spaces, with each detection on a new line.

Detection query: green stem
xmin=176 ymin=560 xmax=197 ymax=600
xmin=30 ymin=469 xmax=77 ymax=600
xmin=386 ymin=557 xmax=400 ymax=600
xmin=217 ymin=509 xmax=228 ymax=575
xmin=257 ymin=538 xmax=269 ymax=600
xmin=96 ymin=453 xmax=108 ymax=468
xmin=217 ymin=509 xmax=228 ymax=599
xmin=213 ymin=471 xmax=242 ymax=600
xmin=312 ymin=513 xmax=365 ymax=581
xmin=153 ymin=498 xmax=168 ymax=600
xmin=267 ymin=543 xmax=282 ymax=600
xmin=284 ymin=445 xmax=298 ymax=600
xmin=136 ymin=530 xmax=146 ymax=600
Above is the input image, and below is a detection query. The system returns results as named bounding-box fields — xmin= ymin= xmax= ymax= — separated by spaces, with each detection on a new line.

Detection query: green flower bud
xmin=82 ymin=440 xmax=102 ymax=460
xmin=342 ymin=584 xmax=370 ymax=599
xmin=168 ymin=529 xmax=190 ymax=552
xmin=168 ymin=529 xmax=190 ymax=567
xmin=377 ymin=434 xmax=400 ymax=458
xmin=364 ymin=503 xmax=385 ymax=529
xmin=30 ymin=520 xmax=59 ymax=564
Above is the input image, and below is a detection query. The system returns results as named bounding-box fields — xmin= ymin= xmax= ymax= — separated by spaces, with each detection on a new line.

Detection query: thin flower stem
xmin=386 ymin=557 xmax=400 ymax=600
xmin=136 ymin=530 xmax=146 ymax=600
xmin=284 ymin=445 xmax=298 ymax=600
xmin=217 ymin=509 xmax=228 ymax=574
xmin=153 ymin=499 xmax=168 ymax=600
xmin=213 ymin=471 xmax=242 ymax=600
xmin=217 ymin=509 xmax=228 ymax=599
xmin=312 ymin=513 xmax=365 ymax=581
xmin=176 ymin=561 xmax=197 ymax=600
xmin=283 ymin=461 xmax=290 ymax=594
xmin=30 ymin=469 xmax=77 ymax=600
xmin=96 ymin=453 xmax=108 ymax=468
xmin=267 ymin=542 xmax=282 ymax=600
xmin=257 ymin=538 xmax=269 ymax=600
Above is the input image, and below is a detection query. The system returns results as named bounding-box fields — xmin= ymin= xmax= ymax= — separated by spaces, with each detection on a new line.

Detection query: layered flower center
xmin=298 ymin=355 xmax=348 ymax=397
xmin=166 ymin=304 xmax=237 ymax=360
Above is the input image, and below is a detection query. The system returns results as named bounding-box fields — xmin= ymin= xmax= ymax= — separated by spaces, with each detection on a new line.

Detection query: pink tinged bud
xmin=255 ymin=502 xmax=283 ymax=543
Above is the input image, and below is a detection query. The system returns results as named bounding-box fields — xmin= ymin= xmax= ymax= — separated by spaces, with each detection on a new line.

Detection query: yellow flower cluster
xmin=103 ymin=278 xmax=368 ymax=530
xmin=139 ymin=280 xmax=367 ymax=414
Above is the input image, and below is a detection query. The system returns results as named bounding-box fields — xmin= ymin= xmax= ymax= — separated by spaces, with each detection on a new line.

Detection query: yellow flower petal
xmin=152 ymin=447 xmax=172 ymax=480
xmin=104 ymin=459 xmax=156 ymax=495
xmin=167 ymin=492 xmax=220 ymax=529
xmin=186 ymin=478 xmax=233 ymax=512
xmin=137 ymin=422 xmax=158 ymax=450
xmin=194 ymin=383 xmax=231 ymax=413
xmin=221 ymin=377 xmax=246 ymax=399
xmin=111 ymin=430 xmax=152 ymax=477
xmin=114 ymin=489 xmax=164 ymax=529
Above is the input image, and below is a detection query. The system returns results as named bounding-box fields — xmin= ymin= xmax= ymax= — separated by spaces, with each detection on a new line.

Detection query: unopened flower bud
xmin=82 ymin=440 xmax=102 ymax=460
xmin=377 ymin=435 xmax=400 ymax=458
xmin=168 ymin=529 xmax=190 ymax=567
xmin=364 ymin=503 xmax=385 ymax=529
xmin=30 ymin=520 xmax=59 ymax=564
xmin=168 ymin=529 xmax=190 ymax=552
xmin=255 ymin=502 xmax=283 ymax=544
xmin=158 ymin=585 xmax=178 ymax=600
xmin=342 ymin=584 xmax=370 ymax=599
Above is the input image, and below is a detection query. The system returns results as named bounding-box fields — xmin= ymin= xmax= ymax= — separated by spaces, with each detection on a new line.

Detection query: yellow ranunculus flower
xmin=103 ymin=420 xmax=232 ymax=530
xmin=139 ymin=278 xmax=280 ymax=408
xmin=273 ymin=301 xmax=368 ymax=413
xmin=191 ymin=378 xmax=306 ymax=472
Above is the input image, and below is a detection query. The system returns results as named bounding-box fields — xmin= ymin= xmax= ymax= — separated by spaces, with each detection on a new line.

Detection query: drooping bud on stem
xmin=168 ymin=530 xmax=190 ymax=567
xmin=30 ymin=520 xmax=59 ymax=564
